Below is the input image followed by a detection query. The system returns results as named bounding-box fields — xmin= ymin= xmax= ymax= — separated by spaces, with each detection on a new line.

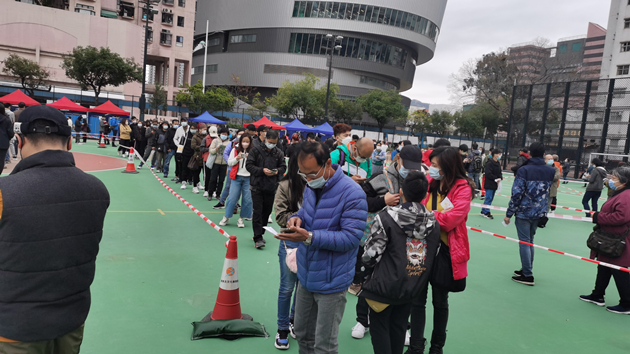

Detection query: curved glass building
xmin=193 ymin=0 xmax=447 ymax=104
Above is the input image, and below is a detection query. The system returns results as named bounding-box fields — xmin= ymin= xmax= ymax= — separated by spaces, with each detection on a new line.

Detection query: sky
xmin=406 ymin=0 xmax=611 ymax=105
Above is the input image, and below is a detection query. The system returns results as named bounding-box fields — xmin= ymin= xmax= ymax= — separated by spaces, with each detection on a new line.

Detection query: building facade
xmin=601 ymin=0 xmax=630 ymax=79
xmin=0 ymin=0 xmax=195 ymax=117
xmin=192 ymin=0 xmax=447 ymax=109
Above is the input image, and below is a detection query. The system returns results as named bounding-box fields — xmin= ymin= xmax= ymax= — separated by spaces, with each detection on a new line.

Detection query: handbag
xmin=188 ymin=154 xmax=201 ymax=170
xmin=587 ymin=225 xmax=629 ymax=258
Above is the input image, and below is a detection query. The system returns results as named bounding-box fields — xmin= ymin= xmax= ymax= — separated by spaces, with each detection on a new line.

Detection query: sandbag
xmin=191 ymin=319 xmax=268 ymax=341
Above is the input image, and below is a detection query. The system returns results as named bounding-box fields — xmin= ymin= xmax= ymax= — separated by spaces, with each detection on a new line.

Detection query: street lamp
xmin=197 ymin=26 xmax=223 ymax=94
xmin=324 ymin=34 xmax=343 ymax=122
xmin=139 ymin=0 xmax=160 ymax=122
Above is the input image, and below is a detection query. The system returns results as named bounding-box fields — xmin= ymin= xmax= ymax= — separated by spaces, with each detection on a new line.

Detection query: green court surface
xmin=69 ymin=143 xmax=629 ymax=354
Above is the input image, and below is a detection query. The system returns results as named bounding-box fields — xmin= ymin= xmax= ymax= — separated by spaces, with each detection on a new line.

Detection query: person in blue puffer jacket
xmin=276 ymin=141 xmax=367 ymax=354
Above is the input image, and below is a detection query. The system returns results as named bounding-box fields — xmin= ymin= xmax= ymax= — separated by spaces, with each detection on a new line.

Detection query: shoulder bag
xmin=587 ymin=224 xmax=629 ymax=258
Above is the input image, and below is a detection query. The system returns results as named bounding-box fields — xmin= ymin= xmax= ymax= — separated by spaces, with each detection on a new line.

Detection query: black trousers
xmin=0 ymin=148 xmax=7 ymax=175
xmin=208 ymin=164 xmax=227 ymax=196
xmin=175 ymin=153 xmax=182 ymax=179
xmin=369 ymin=302 xmax=412 ymax=354
xmin=251 ymin=189 xmax=275 ymax=242
xmin=592 ymin=265 xmax=630 ymax=308
xmin=409 ymin=285 xmax=450 ymax=352
xmin=118 ymin=139 xmax=131 ymax=153
xmin=356 ymin=297 xmax=370 ymax=327
xmin=180 ymin=155 xmax=200 ymax=185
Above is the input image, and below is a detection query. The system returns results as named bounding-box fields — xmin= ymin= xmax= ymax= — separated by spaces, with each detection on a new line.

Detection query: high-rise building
xmin=0 ymin=0 xmax=195 ymax=117
xmin=192 ymin=0 xmax=448 ymax=109
xmin=601 ymin=0 xmax=630 ymax=79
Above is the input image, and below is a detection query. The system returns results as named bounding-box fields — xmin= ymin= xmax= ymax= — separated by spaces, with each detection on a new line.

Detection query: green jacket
xmin=330 ymin=144 xmax=372 ymax=179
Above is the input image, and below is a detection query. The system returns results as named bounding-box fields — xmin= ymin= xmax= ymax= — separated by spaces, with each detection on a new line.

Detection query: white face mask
xmin=241 ymin=142 xmax=249 ymax=148
xmin=341 ymin=136 xmax=352 ymax=146
xmin=162 ymin=125 xmax=168 ymax=129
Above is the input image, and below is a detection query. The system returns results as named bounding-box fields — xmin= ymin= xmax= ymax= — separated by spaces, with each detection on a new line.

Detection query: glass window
xmin=383 ymin=44 xmax=391 ymax=64
xmin=358 ymin=39 xmax=367 ymax=60
xmin=558 ymin=44 xmax=567 ymax=53
xmin=293 ymin=1 xmax=300 ymax=17
xmin=331 ymin=2 xmax=339 ymax=18
xmin=377 ymin=7 xmax=385 ymax=24
xmin=298 ymin=1 xmax=306 ymax=16
xmin=305 ymin=1 xmax=313 ymax=17
xmin=625 ymin=18 xmax=630 ymax=29
xmin=371 ymin=7 xmax=379 ymax=22
xmin=389 ymin=10 xmax=397 ymax=26
xmin=318 ymin=2 xmax=326 ymax=17
xmin=314 ymin=34 xmax=323 ymax=54
xmin=339 ymin=36 xmax=348 ymax=56
xmin=383 ymin=9 xmax=392 ymax=25
xmin=347 ymin=38 xmax=356 ymax=58
xmin=295 ymin=33 xmax=303 ymax=53
xmin=346 ymin=3 xmax=354 ymax=19
xmin=394 ymin=11 xmax=403 ymax=27
xmin=301 ymin=33 xmax=308 ymax=53
xmin=306 ymin=34 xmax=315 ymax=54
xmin=621 ymin=42 xmax=630 ymax=52
xmin=178 ymin=0 xmax=185 ymax=7
xmin=572 ymin=42 xmax=582 ymax=52
xmin=338 ymin=3 xmax=346 ymax=19
xmin=358 ymin=5 xmax=366 ymax=21
xmin=406 ymin=14 xmax=413 ymax=30
xmin=177 ymin=16 xmax=185 ymax=27
xmin=400 ymin=13 xmax=408 ymax=28
xmin=176 ymin=36 xmax=184 ymax=47
xmin=289 ymin=33 xmax=297 ymax=52
xmin=617 ymin=65 xmax=629 ymax=76
xmin=369 ymin=41 xmax=378 ymax=62
xmin=365 ymin=6 xmax=373 ymax=21
xmin=364 ymin=40 xmax=372 ymax=60
xmin=409 ymin=15 xmax=416 ymax=31
xmin=418 ymin=17 xmax=428 ymax=34
xmin=207 ymin=38 xmax=220 ymax=46
xmin=351 ymin=4 xmax=359 ymax=20
xmin=311 ymin=1 xmax=318 ymax=17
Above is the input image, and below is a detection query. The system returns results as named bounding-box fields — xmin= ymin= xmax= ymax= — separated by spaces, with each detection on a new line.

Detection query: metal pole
xmin=521 ymin=85 xmax=533 ymax=148
xmin=599 ymin=79 xmax=615 ymax=154
xmin=503 ymin=85 xmax=518 ymax=170
xmin=575 ymin=80 xmax=593 ymax=178
xmin=539 ymin=83 xmax=551 ymax=143
xmin=202 ymin=20 xmax=209 ymax=93
xmin=324 ymin=36 xmax=333 ymax=122
xmin=139 ymin=0 xmax=150 ymax=122
xmin=557 ymin=82 xmax=571 ymax=159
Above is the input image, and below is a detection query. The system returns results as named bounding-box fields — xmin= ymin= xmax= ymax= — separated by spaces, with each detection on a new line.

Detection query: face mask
xmin=190 ymin=130 xmax=197 ymax=134
xmin=173 ymin=125 xmax=180 ymax=129
xmin=265 ymin=142 xmax=276 ymax=149
xmin=162 ymin=125 xmax=168 ymax=129
xmin=220 ymin=135 xmax=228 ymax=141
xmin=201 ymin=130 xmax=208 ymax=135
xmin=399 ymin=164 xmax=410 ymax=178
xmin=241 ymin=142 xmax=249 ymax=148
xmin=609 ymin=179 xmax=618 ymax=190
xmin=152 ymin=125 xmax=158 ymax=128
xmin=341 ymin=136 xmax=352 ymax=145
xmin=182 ymin=122 xmax=188 ymax=127
xmin=546 ymin=160 xmax=554 ymax=166
xmin=497 ymin=155 xmax=502 ymax=161
xmin=138 ymin=123 xmax=143 ymax=127
xmin=428 ymin=166 xmax=443 ymax=180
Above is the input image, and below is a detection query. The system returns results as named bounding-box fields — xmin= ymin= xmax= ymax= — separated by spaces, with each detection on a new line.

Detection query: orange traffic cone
xmin=122 ymin=147 xmax=139 ymax=174
xmin=202 ymin=236 xmax=252 ymax=322
xmin=98 ymin=133 xmax=106 ymax=148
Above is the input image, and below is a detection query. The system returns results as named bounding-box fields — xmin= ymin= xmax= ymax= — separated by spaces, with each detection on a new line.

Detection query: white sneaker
xmin=268 ymin=216 xmax=273 ymax=224
xmin=197 ymin=182 xmax=204 ymax=191
xmin=548 ymin=211 xmax=555 ymax=216
xmin=405 ymin=330 xmax=410 ymax=346
xmin=203 ymin=191 xmax=209 ymax=197
xmin=219 ymin=216 xmax=229 ymax=226
xmin=237 ymin=218 xmax=245 ymax=228
xmin=192 ymin=187 xmax=199 ymax=194
xmin=180 ymin=181 xmax=187 ymax=190
xmin=351 ymin=322 xmax=368 ymax=339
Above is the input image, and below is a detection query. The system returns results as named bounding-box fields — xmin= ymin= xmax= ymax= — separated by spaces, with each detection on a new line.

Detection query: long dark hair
xmin=237 ymin=133 xmax=252 ymax=153
xmin=429 ymin=147 xmax=475 ymax=200
xmin=282 ymin=142 xmax=306 ymax=212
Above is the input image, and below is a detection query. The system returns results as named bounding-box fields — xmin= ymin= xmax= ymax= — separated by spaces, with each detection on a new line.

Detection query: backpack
xmin=472 ymin=155 xmax=483 ymax=173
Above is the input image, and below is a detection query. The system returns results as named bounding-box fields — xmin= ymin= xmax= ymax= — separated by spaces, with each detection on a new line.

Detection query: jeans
xmin=220 ymin=176 xmax=232 ymax=203
xmin=482 ymin=189 xmax=495 ymax=214
xmin=369 ymin=302 xmax=412 ymax=354
xmin=582 ymin=191 xmax=602 ymax=212
xmin=409 ymin=285 xmax=450 ymax=353
xmin=591 ymin=265 xmax=630 ymax=308
xmin=224 ymin=175 xmax=253 ymax=219
xmin=163 ymin=150 xmax=176 ymax=176
xmin=251 ymin=189 xmax=276 ymax=242
xmin=515 ymin=217 xmax=539 ymax=277
xmin=294 ymin=283 xmax=347 ymax=354
xmin=469 ymin=172 xmax=481 ymax=192
xmin=277 ymin=243 xmax=298 ymax=330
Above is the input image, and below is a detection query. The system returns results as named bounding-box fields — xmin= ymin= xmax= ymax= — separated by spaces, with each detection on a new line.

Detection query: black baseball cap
xmin=399 ymin=145 xmax=423 ymax=170
xmin=257 ymin=125 xmax=269 ymax=132
xmin=14 ymin=105 xmax=72 ymax=137
xmin=246 ymin=124 xmax=256 ymax=131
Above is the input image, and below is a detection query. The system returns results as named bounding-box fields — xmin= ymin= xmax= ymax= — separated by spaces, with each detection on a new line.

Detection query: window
xmin=75 ymin=4 xmax=95 ymax=15
xmin=371 ymin=7 xmax=379 ymax=23
xmin=160 ymin=31 xmax=172 ymax=46
xmin=293 ymin=1 xmax=300 ymax=16
xmin=145 ymin=26 xmax=153 ymax=42
xmin=163 ymin=0 xmax=174 ymax=5
xmin=338 ymin=3 xmax=346 ymax=19
xmin=558 ymin=44 xmax=567 ymax=53
xmin=365 ymin=6 xmax=372 ymax=21
xmin=360 ymin=76 xmax=397 ymax=90
xmin=162 ymin=12 xmax=173 ymax=25
xmin=142 ymin=8 xmax=154 ymax=21
xmin=625 ymin=18 xmax=630 ymax=28
xmin=358 ymin=5 xmax=366 ymax=21
xmin=207 ymin=38 xmax=220 ymax=46
xmin=176 ymin=36 xmax=184 ymax=47
xmin=351 ymin=3 xmax=359 ymax=20
xmin=317 ymin=1 xmax=326 ymax=18
xmin=572 ymin=42 xmax=582 ymax=52
xmin=230 ymin=34 xmax=257 ymax=43
xmin=192 ymin=64 xmax=217 ymax=74
xmin=177 ymin=16 xmax=185 ymax=27
xmin=331 ymin=2 xmax=339 ymax=18
xmin=617 ymin=65 xmax=629 ymax=76
xmin=621 ymin=42 xmax=630 ymax=52
xmin=178 ymin=0 xmax=185 ymax=7
xmin=324 ymin=2 xmax=332 ymax=17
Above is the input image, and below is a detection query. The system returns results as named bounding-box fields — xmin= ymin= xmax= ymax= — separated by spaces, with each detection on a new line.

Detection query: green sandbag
xmin=191 ymin=319 xmax=268 ymax=341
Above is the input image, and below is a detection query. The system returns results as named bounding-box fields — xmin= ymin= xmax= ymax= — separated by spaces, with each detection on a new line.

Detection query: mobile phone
xmin=280 ymin=228 xmax=295 ymax=234
xmin=271 ymin=169 xmax=278 ymax=174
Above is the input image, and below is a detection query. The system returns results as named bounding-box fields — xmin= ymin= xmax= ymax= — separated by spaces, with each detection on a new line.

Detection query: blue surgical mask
xmin=609 ymin=179 xmax=618 ymax=190
xmin=497 ymin=155 xmax=502 ymax=161
xmin=428 ymin=166 xmax=443 ymax=180
xmin=266 ymin=142 xmax=276 ymax=149
xmin=546 ymin=160 xmax=554 ymax=166
xmin=399 ymin=164 xmax=409 ymax=178
xmin=173 ymin=125 xmax=180 ymax=129
xmin=220 ymin=135 xmax=228 ymax=141
xmin=182 ymin=122 xmax=188 ymax=127
xmin=190 ymin=129 xmax=197 ymax=134
xmin=308 ymin=174 xmax=328 ymax=189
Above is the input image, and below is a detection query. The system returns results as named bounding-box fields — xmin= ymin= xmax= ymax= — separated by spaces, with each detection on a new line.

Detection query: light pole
xmin=324 ymin=34 xmax=343 ymax=122
xmin=139 ymin=0 xmax=160 ymax=122
xmin=197 ymin=28 xmax=223 ymax=94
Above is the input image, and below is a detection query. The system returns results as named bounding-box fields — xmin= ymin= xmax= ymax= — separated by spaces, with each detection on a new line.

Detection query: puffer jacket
xmin=586 ymin=166 xmax=607 ymax=192
xmin=190 ymin=133 xmax=208 ymax=168
xmin=295 ymin=165 xmax=368 ymax=294
xmin=506 ymin=157 xmax=555 ymax=219
xmin=422 ymin=178 xmax=472 ymax=280
xmin=591 ymin=188 xmax=630 ymax=267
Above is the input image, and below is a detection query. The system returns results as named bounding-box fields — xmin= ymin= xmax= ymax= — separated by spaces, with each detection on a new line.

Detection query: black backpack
xmin=472 ymin=155 xmax=483 ymax=173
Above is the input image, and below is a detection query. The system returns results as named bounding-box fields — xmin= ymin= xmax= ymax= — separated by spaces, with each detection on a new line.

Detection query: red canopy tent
xmin=0 ymin=89 xmax=40 ymax=106
xmin=47 ymin=97 xmax=88 ymax=112
xmin=88 ymin=100 xmax=130 ymax=116
xmin=243 ymin=116 xmax=286 ymax=130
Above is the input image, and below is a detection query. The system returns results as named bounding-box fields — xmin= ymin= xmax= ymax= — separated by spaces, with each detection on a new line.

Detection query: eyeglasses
xmin=298 ymin=165 xmax=324 ymax=180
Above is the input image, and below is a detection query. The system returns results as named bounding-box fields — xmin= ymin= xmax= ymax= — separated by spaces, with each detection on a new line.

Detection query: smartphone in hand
xmin=280 ymin=227 xmax=296 ymax=234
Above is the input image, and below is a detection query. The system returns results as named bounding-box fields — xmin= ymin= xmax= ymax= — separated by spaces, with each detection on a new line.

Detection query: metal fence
xmin=506 ymin=78 xmax=629 ymax=178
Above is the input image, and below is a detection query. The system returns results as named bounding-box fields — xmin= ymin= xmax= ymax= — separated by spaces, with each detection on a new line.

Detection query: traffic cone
xmin=98 ymin=133 xmax=106 ymax=148
xmin=202 ymin=235 xmax=252 ymax=322
xmin=122 ymin=147 xmax=139 ymax=174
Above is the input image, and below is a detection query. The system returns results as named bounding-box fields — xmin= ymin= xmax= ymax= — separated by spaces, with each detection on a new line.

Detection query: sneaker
xmin=175 ymin=179 xmax=182 ymax=184
xmin=514 ymin=269 xmax=523 ymax=277
xmin=268 ymin=216 xmax=273 ymax=224
xmin=579 ymin=294 xmax=605 ymax=307
xmin=150 ymin=165 xmax=156 ymax=170
xmin=163 ymin=174 xmax=168 ymax=179
xmin=244 ymin=217 xmax=252 ymax=221
xmin=156 ymin=169 xmax=162 ymax=173
xmin=405 ymin=330 xmax=410 ymax=347
xmin=289 ymin=322 xmax=296 ymax=339
xmin=117 ymin=151 xmax=122 ymax=156
xmin=192 ymin=187 xmax=199 ymax=194
xmin=171 ymin=177 xmax=178 ymax=181
xmin=255 ymin=240 xmax=266 ymax=249
xmin=203 ymin=191 xmax=209 ymax=197
xmin=512 ymin=274 xmax=534 ymax=286
xmin=236 ymin=203 xmax=241 ymax=209
xmin=351 ymin=322 xmax=368 ymax=339
xmin=348 ymin=283 xmax=361 ymax=296
xmin=237 ymin=218 xmax=245 ymax=228
xmin=275 ymin=330 xmax=290 ymax=350
xmin=481 ymin=212 xmax=494 ymax=220
xmin=138 ymin=164 xmax=143 ymax=170
xmin=207 ymin=196 xmax=213 ymax=201
xmin=214 ymin=202 xmax=226 ymax=209
xmin=606 ymin=305 xmax=630 ymax=314
xmin=219 ymin=217 xmax=229 ymax=226
xmin=197 ymin=182 xmax=204 ymax=191
xmin=180 ymin=181 xmax=187 ymax=190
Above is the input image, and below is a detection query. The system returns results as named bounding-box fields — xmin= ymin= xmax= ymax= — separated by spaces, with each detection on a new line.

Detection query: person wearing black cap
xmin=246 ymin=124 xmax=258 ymax=138
xmin=255 ymin=124 xmax=269 ymax=147
xmin=0 ymin=107 xmax=14 ymax=174
xmin=0 ymin=105 xmax=109 ymax=352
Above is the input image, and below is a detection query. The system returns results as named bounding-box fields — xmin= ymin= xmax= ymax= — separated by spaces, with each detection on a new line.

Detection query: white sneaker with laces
xmin=203 ymin=191 xmax=209 ymax=197
xmin=219 ymin=217 xmax=229 ymax=226
xmin=237 ymin=218 xmax=245 ymax=228
xmin=405 ymin=330 xmax=410 ymax=346
xmin=351 ymin=322 xmax=368 ymax=339
xmin=180 ymin=181 xmax=187 ymax=190
xmin=192 ymin=187 xmax=199 ymax=194
xmin=197 ymin=182 xmax=205 ymax=190
xmin=268 ymin=216 xmax=273 ymax=224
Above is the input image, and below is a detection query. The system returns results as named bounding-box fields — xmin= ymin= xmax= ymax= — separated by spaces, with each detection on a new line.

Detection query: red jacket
xmin=422 ymin=178 xmax=472 ymax=280
xmin=591 ymin=189 xmax=630 ymax=267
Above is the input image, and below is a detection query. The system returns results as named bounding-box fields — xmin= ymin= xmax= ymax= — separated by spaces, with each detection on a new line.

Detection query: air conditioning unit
xmin=163 ymin=9 xmax=172 ymax=13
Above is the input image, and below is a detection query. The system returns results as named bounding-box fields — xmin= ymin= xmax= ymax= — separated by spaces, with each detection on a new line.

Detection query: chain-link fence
xmin=506 ymin=78 xmax=629 ymax=178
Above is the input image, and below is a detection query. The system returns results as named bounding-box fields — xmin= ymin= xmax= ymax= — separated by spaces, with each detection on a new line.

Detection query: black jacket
xmin=0 ymin=150 xmax=110 ymax=342
xmin=246 ymin=142 xmax=286 ymax=193
xmin=511 ymin=153 xmax=530 ymax=176
xmin=166 ymin=127 xmax=178 ymax=151
xmin=0 ymin=114 xmax=14 ymax=149
xmin=484 ymin=159 xmax=503 ymax=190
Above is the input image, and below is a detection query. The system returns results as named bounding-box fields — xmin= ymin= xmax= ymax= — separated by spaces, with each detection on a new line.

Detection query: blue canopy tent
xmin=312 ymin=122 xmax=334 ymax=137
xmin=189 ymin=111 xmax=226 ymax=125
xmin=284 ymin=119 xmax=314 ymax=137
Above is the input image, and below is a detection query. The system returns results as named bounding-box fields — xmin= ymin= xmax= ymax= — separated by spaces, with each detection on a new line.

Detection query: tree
xmin=1 ymin=53 xmax=50 ymax=97
xmin=357 ymin=89 xmax=408 ymax=132
xmin=244 ymin=92 xmax=269 ymax=120
xmin=408 ymin=109 xmax=430 ymax=135
xmin=425 ymin=110 xmax=454 ymax=135
xmin=148 ymin=84 xmax=168 ymax=118
xmin=269 ymin=73 xmax=339 ymax=122
xmin=453 ymin=110 xmax=483 ymax=138
xmin=175 ymin=81 xmax=234 ymax=115
xmin=331 ymin=99 xmax=363 ymax=124
xmin=227 ymin=74 xmax=257 ymax=111
xmin=61 ymin=46 xmax=142 ymax=103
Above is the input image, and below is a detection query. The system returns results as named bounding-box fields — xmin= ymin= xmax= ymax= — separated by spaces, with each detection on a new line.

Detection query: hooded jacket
xmin=511 ymin=152 xmax=530 ymax=176
xmin=484 ymin=159 xmax=503 ymax=190
xmin=506 ymin=157 xmax=555 ymax=219
xmin=359 ymin=202 xmax=440 ymax=305
xmin=586 ymin=166 xmax=607 ymax=192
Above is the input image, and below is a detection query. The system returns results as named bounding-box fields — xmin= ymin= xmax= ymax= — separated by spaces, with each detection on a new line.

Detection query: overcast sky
xmin=406 ymin=0 xmax=611 ymax=105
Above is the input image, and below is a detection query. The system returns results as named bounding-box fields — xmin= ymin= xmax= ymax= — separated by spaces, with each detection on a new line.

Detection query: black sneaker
xmin=213 ymin=202 xmax=225 ymax=209
xmin=171 ymin=177 xmax=178 ymax=181
xmin=289 ymin=321 xmax=296 ymax=339
xmin=606 ymin=305 xmax=630 ymax=314
xmin=512 ymin=274 xmax=534 ymax=286
xmin=514 ymin=269 xmax=523 ymax=277
xmin=579 ymin=294 xmax=605 ymax=307
xmin=255 ymin=240 xmax=266 ymax=249
xmin=236 ymin=203 xmax=241 ymax=209
xmin=275 ymin=330 xmax=290 ymax=350
xmin=481 ymin=212 xmax=494 ymax=220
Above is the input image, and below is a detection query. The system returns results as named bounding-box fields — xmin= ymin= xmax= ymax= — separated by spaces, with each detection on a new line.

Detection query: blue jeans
xmin=277 ymin=244 xmax=298 ymax=330
xmin=469 ymin=172 xmax=481 ymax=192
xmin=482 ymin=189 xmax=495 ymax=214
xmin=220 ymin=175 xmax=231 ymax=203
xmin=163 ymin=150 xmax=176 ymax=176
xmin=515 ymin=217 xmax=539 ymax=277
xmin=224 ymin=175 xmax=253 ymax=219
